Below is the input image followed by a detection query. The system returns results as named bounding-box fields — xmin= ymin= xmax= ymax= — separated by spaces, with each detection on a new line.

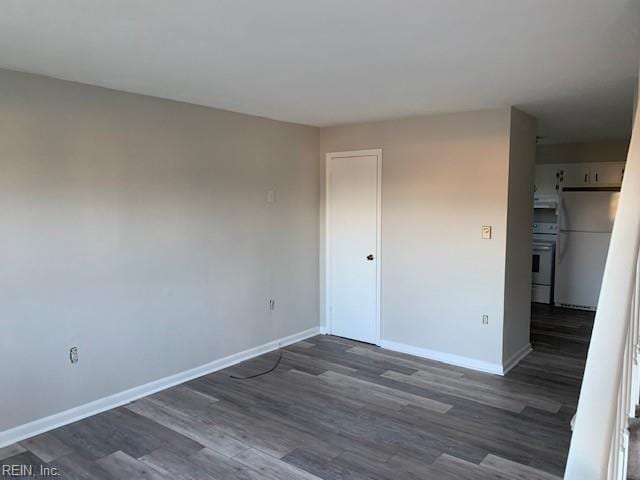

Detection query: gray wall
xmin=320 ymin=109 xmax=517 ymax=366
xmin=0 ymin=69 xmax=320 ymax=431
xmin=537 ymin=139 xmax=629 ymax=165
xmin=503 ymin=109 xmax=536 ymax=362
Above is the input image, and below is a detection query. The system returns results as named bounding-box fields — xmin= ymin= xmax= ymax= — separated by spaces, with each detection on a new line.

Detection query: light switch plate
xmin=482 ymin=225 xmax=492 ymax=239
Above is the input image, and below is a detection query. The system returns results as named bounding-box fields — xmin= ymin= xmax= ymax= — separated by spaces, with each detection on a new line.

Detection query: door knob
xmin=366 ymin=254 xmax=374 ymax=261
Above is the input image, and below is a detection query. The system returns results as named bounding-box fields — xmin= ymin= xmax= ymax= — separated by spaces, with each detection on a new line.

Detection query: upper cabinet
xmin=534 ymin=164 xmax=560 ymax=194
xmin=590 ymin=162 xmax=625 ymax=186
xmin=555 ymin=162 xmax=625 ymax=188
xmin=558 ymin=163 xmax=591 ymax=187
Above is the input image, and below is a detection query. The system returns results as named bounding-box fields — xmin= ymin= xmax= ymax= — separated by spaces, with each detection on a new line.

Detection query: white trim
xmin=0 ymin=326 xmax=320 ymax=448
xmin=501 ymin=342 xmax=532 ymax=375
xmin=379 ymin=339 xmax=505 ymax=375
xmin=325 ymin=149 xmax=382 ymax=345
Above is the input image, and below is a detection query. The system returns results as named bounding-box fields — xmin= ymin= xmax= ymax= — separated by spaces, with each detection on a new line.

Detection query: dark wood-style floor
xmin=1 ymin=305 xmax=594 ymax=479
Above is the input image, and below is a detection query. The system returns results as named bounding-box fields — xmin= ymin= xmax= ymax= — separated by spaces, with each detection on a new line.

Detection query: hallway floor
xmin=0 ymin=304 xmax=593 ymax=479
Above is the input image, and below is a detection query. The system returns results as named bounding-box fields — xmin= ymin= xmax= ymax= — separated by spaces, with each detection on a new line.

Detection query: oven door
xmin=532 ymin=244 xmax=553 ymax=285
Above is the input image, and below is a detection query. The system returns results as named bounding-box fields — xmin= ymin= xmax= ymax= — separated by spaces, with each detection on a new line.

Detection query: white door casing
xmin=325 ymin=149 xmax=382 ymax=344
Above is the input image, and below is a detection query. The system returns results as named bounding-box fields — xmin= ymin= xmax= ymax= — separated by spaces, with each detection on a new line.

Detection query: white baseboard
xmin=501 ymin=342 xmax=532 ymax=375
xmin=379 ymin=339 xmax=505 ymax=375
xmin=0 ymin=326 xmax=321 ymax=449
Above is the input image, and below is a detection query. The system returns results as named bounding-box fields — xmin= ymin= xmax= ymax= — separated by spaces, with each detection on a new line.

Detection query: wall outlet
xmin=69 ymin=346 xmax=79 ymax=364
xmin=267 ymin=190 xmax=276 ymax=203
xmin=481 ymin=225 xmax=492 ymax=240
xmin=482 ymin=314 xmax=489 ymax=325
xmin=269 ymin=299 xmax=275 ymax=311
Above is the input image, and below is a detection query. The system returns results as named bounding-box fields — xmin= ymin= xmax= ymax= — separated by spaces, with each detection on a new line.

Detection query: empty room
xmin=1 ymin=1 xmax=640 ymax=479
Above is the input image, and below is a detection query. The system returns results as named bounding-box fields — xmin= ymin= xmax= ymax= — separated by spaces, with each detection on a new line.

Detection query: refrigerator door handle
xmin=557 ymin=231 xmax=567 ymax=264
xmin=558 ymin=194 xmax=567 ymax=231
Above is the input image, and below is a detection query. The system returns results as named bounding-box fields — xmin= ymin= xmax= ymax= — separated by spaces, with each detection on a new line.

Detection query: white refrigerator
xmin=555 ymin=189 xmax=620 ymax=310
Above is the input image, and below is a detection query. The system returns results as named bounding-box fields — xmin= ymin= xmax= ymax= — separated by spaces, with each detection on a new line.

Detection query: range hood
xmin=533 ymin=194 xmax=559 ymax=210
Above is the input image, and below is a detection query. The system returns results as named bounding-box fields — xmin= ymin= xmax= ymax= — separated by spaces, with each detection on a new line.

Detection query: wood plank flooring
xmin=1 ymin=304 xmax=593 ymax=479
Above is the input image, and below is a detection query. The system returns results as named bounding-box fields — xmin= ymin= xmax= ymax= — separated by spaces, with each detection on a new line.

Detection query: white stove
xmin=532 ymin=222 xmax=557 ymax=304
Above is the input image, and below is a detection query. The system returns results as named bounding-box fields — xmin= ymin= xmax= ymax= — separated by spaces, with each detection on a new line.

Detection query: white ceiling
xmin=1 ymin=1 xmax=639 ymax=142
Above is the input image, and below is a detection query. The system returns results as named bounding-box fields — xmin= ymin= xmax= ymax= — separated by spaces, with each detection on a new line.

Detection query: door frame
xmin=325 ymin=149 xmax=382 ymax=345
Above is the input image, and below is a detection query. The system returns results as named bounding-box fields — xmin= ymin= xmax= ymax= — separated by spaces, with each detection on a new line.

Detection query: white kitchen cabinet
xmin=534 ymin=164 xmax=560 ymax=195
xmin=559 ymin=164 xmax=591 ymax=187
xmin=536 ymin=162 xmax=626 ymax=193
xmin=590 ymin=162 xmax=625 ymax=186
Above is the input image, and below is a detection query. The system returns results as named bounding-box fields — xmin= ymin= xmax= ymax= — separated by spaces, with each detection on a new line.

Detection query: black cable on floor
xmin=229 ymin=348 xmax=283 ymax=380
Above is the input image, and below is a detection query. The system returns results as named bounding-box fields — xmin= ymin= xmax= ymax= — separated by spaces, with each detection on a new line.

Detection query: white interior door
xmin=327 ymin=150 xmax=381 ymax=344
